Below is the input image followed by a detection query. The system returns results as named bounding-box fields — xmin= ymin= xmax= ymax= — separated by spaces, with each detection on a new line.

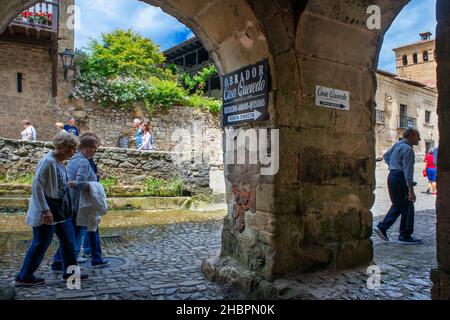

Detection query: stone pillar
xmin=203 ymin=0 xmax=385 ymax=287
xmin=431 ymin=0 xmax=450 ymax=300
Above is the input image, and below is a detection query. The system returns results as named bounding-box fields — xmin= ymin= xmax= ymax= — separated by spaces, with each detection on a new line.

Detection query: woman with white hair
xmin=51 ymin=133 xmax=109 ymax=269
xmin=133 ymin=118 xmax=143 ymax=149
xmin=15 ymin=132 xmax=89 ymax=286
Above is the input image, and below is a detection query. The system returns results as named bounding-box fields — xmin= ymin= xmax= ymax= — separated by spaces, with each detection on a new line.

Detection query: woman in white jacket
xmin=15 ymin=133 xmax=89 ymax=286
xmin=137 ymin=123 xmax=153 ymax=151
xmin=52 ymin=133 xmax=109 ymax=269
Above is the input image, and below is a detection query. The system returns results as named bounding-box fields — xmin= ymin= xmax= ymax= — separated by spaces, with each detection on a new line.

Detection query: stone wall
xmin=394 ymin=39 xmax=437 ymax=89
xmin=59 ymin=101 xmax=223 ymax=165
xmin=432 ymin=0 xmax=450 ymax=300
xmin=0 ymin=43 xmax=58 ymax=140
xmin=0 ymin=138 xmax=214 ymax=195
xmin=0 ymin=0 xmax=74 ymax=141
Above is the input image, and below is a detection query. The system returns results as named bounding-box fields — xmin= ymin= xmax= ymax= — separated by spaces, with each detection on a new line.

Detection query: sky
xmin=378 ymin=0 xmax=437 ymax=72
xmin=75 ymin=0 xmax=437 ymax=73
xmin=74 ymin=0 xmax=193 ymax=52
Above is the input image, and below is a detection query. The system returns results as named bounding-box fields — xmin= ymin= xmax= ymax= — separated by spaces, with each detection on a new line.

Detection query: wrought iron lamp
xmin=59 ymin=48 xmax=75 ymax=81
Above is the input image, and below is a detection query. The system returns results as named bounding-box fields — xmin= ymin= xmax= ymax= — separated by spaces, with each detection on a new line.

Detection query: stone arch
xmin=1 ymin=0 xmax=449 ymax=298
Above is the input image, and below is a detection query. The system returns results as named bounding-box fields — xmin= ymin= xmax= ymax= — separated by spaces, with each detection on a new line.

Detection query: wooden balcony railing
xmin=11 ymin=0 xmax=59 ymax=33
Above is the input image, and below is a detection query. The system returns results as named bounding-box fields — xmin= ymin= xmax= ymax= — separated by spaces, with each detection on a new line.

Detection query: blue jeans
xmin=17 ymin=220 xmax=77 ymax=280
xmin=82 ymin=229 xmax=102 ymax=262
xmin=377 ymin=170 xmax=415 ymax=237
xmin=53 ymin=222 xmax=103 ymax=265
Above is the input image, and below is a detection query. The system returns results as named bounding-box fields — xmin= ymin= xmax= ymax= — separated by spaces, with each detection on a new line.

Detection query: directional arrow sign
xmin=228 ymin=110 xmax=262 ymax=123
xmin=315 ymin=85 xmax=350 ymax=111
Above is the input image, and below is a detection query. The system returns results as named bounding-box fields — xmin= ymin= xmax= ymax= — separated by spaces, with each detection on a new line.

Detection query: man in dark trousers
xmin=374 ymin=128 xmax=422 ymax=244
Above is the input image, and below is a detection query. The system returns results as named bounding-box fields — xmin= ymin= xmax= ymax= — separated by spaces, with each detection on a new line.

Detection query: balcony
xmin=375 ymin=110 xmax=385 ymax=124
xmin=0 ymin=1 xmax=59 ymax=47
xmin=399 ymin=116 xmax=417 ymax=129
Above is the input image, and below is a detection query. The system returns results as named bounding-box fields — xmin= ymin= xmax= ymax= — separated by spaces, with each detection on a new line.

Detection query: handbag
xmin=44 ymin=165 xmax=73 ymax=223
xmin=423 ymin=168 xmax=428 ymax=177
xmin=45 ymin=187 xmax=73 ymax=223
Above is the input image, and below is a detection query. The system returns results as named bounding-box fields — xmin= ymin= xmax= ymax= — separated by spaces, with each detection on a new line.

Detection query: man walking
xmin=374 ymin=128 xmax=422 ymax=244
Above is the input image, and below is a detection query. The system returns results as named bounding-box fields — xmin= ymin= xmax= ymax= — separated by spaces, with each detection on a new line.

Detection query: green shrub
xmin=100 ymin=175 xmax=119 ymax=189
xmin=144 ymin=177 xmax=184 ymax=197
xmin=69 ymin=29 xmax=221 ymax=114
xmin=0 ymin=174 xmax=34 ymax=185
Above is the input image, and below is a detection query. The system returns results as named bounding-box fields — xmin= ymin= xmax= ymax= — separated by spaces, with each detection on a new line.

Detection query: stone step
xmin=0 ymin=196 xmax=192 ymax=212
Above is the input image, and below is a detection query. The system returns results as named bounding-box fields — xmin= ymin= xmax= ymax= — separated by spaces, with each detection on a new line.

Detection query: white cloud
xmin=75 ymin=0 xmax=192 ymax=51
xmin=131 ymin=6 xmax=190 ymax=46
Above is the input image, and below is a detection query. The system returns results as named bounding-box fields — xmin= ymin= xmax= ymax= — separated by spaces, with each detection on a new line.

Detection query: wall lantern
xmin=59 ymin=48 xmax=75 ymax=81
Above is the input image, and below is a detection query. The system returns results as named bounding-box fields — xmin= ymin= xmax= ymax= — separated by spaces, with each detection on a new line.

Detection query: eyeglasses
xmin=86 ymin=145 xmax=98 ymax=151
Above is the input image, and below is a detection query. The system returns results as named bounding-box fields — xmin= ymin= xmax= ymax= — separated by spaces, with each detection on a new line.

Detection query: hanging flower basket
xmin=20 ymin=11 xmax=52 ymax=26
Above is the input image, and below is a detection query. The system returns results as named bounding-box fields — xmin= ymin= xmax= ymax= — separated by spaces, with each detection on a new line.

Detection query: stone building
xmin=394 ymin=31 xmax=437 ymax=89
xmin=375 ymin=33 xmax=439 ymax=158
xmin=375 ymin=70 xmax=439 ymax=157
xmin=0 ymin=0 xmax=74 ymax=141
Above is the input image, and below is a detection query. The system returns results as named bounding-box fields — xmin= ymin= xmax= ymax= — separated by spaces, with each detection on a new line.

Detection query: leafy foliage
xmin=70 ymin=29 xmax=221 ymax=113
xmin=145 ymin=177 xmax=184 ymax=197
xmin=100 ymin=175 xmax=119 ymax=189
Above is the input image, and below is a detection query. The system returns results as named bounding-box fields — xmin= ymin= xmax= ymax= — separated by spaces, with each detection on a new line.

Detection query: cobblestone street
xmin=0 ymin=163 xmax=438 ymax=300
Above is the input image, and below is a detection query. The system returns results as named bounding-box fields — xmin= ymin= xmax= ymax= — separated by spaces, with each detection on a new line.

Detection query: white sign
xmin=315 ymin=85 xmax=350 ymax=111
xmin=227 ymin=110 xmax=262 ymax=123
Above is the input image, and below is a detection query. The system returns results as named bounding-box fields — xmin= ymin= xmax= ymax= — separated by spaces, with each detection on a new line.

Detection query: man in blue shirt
xmin=133 ymin=118 xmax=143 ymax=149
xmin=64 ymin=118 xmax=79 ymax=136
xmin=375 ymin=128 xmax=422 ymax=244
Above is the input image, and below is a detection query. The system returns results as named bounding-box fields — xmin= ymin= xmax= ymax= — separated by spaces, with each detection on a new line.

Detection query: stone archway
xmin=0 ymin=0 xmax=449 ymax=299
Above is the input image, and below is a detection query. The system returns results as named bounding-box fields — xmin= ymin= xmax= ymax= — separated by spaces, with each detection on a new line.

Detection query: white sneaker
xmin=77 ymin=256 xmax=87 ymax=263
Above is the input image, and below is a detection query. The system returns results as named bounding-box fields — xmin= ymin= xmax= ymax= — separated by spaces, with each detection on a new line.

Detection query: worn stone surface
xmin=0 ymin=285 xmax=15 ymax=300
xmin=0 ymin=138 xmax=213 ymax=194
xmin=433 ymin=0 xmax=450 ymax=299
xmin=0 ymin=208 xmax=436 ymax=300
xmin=0 ymin=0 xmax=448 ymax=290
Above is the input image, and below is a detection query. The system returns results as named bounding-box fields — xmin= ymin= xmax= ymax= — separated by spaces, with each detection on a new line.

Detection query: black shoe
xmin=374 ymin=226 xmax=389 ymax=241
xmin=51 ymin=263 xmax=63 ymax=272
xmin=14 ymin=275 xmax=45 ymax=287
xmin=92 ymin=259 xmax=110 ymax=269
xmin=398 ymin=236 xmax=422 ymax=245
xmin=62 ymin=272 xmax=89 ymax=282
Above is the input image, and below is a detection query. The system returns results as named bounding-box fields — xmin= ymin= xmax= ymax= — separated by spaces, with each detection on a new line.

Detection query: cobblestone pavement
xmin=0 ymin=164 xmax=438 ymax=300
xmin=273 ymin=209 xmax=436 ymax=300
xmin=0 ymin=219 xmax=237 ymax=300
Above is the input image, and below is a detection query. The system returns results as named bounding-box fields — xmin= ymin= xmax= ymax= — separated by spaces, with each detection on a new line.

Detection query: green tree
xmin=85 ymin=29 xmax=166 ymax=79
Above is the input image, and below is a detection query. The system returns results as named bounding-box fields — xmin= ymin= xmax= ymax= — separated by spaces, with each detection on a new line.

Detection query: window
xmin=402 ymin=55 xmax=408 ymax=66
xmin=413 ymin=53 xmax=418 ymax=64
xmin=400 ymin=104 xmax=407 ymax=116
xmin=17 ymin=73 xmax=22 ymax=93
xmin=423 ymin=51 xmax=429 ymax=62
xmin=425 ymin=110 xmax=431 ymax=124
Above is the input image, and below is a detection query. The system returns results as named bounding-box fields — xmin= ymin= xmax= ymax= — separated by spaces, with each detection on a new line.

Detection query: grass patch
xmin=0 ymin=174 xmax=34 ymax=185
xmin=100 ymin=175 xmax=119 ymax=189
xmin=144 ymin=177 xmax=184 ymax=197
